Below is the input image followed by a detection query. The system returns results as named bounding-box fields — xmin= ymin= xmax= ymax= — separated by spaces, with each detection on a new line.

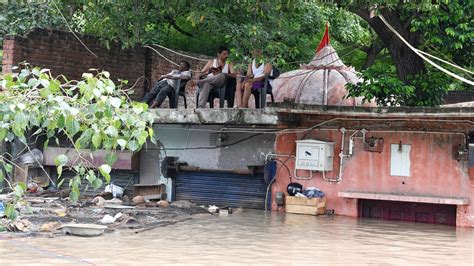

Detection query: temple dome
xmin=272 ymin=25 xmax=373 ymax=106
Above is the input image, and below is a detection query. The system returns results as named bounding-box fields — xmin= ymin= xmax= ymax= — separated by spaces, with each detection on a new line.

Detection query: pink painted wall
xmin=272 ymin=130 xmax=474 ymax=227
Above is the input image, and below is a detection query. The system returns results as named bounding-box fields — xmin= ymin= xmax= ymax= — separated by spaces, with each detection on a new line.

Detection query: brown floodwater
xmin=1 ymin=210 xmax=473 ymax=265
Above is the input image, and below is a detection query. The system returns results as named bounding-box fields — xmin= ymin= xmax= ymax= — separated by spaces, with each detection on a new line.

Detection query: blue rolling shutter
xmin=174 ymin=171 xmax=267 ymax=209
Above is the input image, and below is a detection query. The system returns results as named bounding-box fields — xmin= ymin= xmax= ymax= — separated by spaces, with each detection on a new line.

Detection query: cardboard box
xmin=286 ymin=196 xmax=326 ymax=215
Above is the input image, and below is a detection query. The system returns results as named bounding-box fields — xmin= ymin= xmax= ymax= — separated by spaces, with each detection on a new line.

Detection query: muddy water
xmin=1 ymin=211 xmax=473 ymax=265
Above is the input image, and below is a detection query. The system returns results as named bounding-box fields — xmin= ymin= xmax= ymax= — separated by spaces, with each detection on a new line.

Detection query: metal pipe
xmin=310 ymin=128 xmax=467 ymax=145
xmin=321 ymin=129 xmax=467 ymax=184
xmin=294 ymin=168 xmax=313 ymax=180
xmin=368 ymin=130 xmax=467 ymax=145
xmin=220 ymin=127 xmax=279 ymax=134
xmin=321 ymin=127 xmax=346 ymax=183
xmin=156 ymin=118 xmax=474 ymax=135
xmin=265 ymin=153 xmax=295 ymax=161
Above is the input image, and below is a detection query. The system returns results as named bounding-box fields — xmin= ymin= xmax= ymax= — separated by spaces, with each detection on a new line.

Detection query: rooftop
xmin=150 ymin=108 xmax=277 ymax=125
xmin=150 ymin=103 xmax=474 ymax=132
xmin=267 ymin=102 xmax=474 ymax=118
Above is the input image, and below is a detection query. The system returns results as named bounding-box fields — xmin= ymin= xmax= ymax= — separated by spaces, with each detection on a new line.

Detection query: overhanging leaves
xmin=0 ymin=65 xmax=155 ymax=219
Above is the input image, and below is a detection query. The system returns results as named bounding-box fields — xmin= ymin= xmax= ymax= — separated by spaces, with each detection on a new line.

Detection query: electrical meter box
xmin=295 ymin=140 xmax=334 ymax=171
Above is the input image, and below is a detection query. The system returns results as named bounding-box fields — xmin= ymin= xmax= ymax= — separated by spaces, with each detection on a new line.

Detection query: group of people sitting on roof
xmin=141 ymin=46 xmax=277 ymax=109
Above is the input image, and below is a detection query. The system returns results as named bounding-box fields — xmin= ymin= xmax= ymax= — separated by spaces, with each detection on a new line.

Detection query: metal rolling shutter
xmin=174 ymin=171 xmax=267 ymax=209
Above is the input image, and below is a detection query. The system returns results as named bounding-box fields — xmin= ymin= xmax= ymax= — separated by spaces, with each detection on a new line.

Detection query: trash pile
xmin=206 ymin=205 xmax=243 ymax=216
xmin=0 ymin=185 xmax=210 ymax=237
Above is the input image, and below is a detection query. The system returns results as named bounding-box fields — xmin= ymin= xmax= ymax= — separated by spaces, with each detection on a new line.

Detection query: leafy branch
xmin=0 ymin=64 xmax=156 ymax=220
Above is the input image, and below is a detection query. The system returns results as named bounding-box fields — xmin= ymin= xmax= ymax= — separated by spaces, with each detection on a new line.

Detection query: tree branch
xmin=165 ymin=15 xmax=196 ymax=37
xmin=352 ymin=8 xmax=371 ymax=22
xmin=403 ymin=12 xmax=419 ymax=30
xmin=361 ymin=42 xmax=384 ymax=70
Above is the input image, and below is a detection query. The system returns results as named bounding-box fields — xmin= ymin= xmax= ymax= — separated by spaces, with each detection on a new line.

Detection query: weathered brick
xmin=2 ymin=28 xmax=211 ymax=107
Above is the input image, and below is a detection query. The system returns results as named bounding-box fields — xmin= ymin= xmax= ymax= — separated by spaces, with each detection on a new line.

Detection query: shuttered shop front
xmin=174 ymin=171 xmax=267 ymax=209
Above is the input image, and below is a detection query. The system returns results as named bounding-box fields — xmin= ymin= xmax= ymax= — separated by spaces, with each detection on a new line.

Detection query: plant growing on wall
xmin=0 ymin=64 xmax=156 ymax=220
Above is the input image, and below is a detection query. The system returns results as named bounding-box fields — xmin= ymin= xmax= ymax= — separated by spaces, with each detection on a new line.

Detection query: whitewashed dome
xmin=272 ymin=25 xmax=374 ymax=106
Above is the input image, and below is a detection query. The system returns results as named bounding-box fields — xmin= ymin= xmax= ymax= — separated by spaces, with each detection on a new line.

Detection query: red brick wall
xmin=149 ymin=47 xmax=210 ymax=108
xmin=2 ymin=28 xmax=210 ymax=104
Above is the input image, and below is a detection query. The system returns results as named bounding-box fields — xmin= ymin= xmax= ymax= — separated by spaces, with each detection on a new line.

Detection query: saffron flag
xmin=316 ymin=23 xmax=330 ymax=53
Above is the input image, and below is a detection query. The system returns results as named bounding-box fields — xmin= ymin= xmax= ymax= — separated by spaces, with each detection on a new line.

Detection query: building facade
xmin=270 ymin=103 xmax=474 ymax=227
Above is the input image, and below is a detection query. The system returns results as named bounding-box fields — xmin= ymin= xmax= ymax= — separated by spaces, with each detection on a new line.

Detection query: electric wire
xmin=147 ymin=133 xmax=264 ymax=151
xmin=378 ymin=15 xmax=473 ymax=85
xmin=417 ymin=49 xmax=474 ymax=75
xmin=52 ymin=2 xmax=98 ymax=58
xmin=152 ymin=117 xmax=474 ymax=136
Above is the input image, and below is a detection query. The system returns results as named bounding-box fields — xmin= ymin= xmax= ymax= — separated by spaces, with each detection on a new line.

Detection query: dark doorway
xmin=358 ymin=199 xmax=456 ymax=226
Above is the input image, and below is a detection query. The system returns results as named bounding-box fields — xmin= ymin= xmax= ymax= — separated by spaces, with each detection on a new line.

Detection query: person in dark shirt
xmin=142 ymin=61 xmax=191 ymax=108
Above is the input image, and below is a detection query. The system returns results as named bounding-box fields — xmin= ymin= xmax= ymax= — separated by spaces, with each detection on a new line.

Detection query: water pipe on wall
xmin=321 ymin=127 xmax=347 ymax=183
xmin=349 ymin=129 xmax=367 ymax=155
xmin=321 ymin=128 xmax=467 ymax=183
xmin=263 ymin=152 xmax=295 ymax=212
xmin=294 ymin=167 xmax=314 ymax=180
xmin=264 ymin=128 xmax=467 ymax=183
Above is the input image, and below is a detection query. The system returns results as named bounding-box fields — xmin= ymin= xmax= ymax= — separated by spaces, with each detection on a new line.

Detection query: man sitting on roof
xmin=238 ymin=49 xmax=273 ymax=108
xmin=191 ymin=46 xmax=236 ymax=108
xmin=142 ymin=61 xmax=191 ymax=108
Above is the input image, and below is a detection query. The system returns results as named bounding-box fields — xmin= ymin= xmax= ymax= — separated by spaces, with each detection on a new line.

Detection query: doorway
xmin=358 ymin=199 xmax=456 ymax=225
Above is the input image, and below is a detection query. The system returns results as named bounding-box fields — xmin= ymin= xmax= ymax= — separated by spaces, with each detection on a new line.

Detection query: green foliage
xmin=55 ymin=0 xmax=370 ymax=71
xmin=347 ymin=64 xmax=414 ymax=106
xmin=4 ymin=182 xmax=26 ymax=220
xmin=410 ymin=1 xmax=473 ymax=68
xmin=336 ymin=0 xmax=473 ymax=105
xmin=0 ymin=65 xmax=155 ymax=210
xmin=0 ymin=0 xmax=65 ymax=44
xmin=347 ymin=63 xmax=449 ymax=106
xmin=2 ymin=0 xmax=471 ymax=106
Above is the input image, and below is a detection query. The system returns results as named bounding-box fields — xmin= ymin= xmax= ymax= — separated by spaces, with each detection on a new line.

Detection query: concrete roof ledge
xmin=151 ymin=108 xmax=278 ymax=125
xmin=267 ymin=102 xmax=474 ymax=118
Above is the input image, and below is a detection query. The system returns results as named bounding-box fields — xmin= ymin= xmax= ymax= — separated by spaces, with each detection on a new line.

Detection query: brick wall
xmin=2 ymin=28 xmax=210 ymax=104
xmin=149 ymin=47 xmax=210 ymax=108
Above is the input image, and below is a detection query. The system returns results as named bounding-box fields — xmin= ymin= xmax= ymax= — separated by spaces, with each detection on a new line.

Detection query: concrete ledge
xmin=268 ymin=102 xmax=474 ymax=118
xmin=151 ymin=108 xmax=277 ymax=125
xmin=338 ymin=191 xmax=470 ymax=205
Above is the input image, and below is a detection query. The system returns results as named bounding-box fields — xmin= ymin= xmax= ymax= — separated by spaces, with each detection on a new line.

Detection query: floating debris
xmin=63 ymin=223 xmax=107 ymax=237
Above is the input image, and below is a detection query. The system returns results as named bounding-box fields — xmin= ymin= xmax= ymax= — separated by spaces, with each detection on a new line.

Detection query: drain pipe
xmin=349 ymin=129 xmax=367 ymax=155
xmin=322 ymin=127 xmax=347 ymax=183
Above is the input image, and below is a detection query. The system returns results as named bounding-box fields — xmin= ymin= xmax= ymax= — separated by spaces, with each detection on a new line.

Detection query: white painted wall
xmin=139 ymin=124 xmax=276 ymax=200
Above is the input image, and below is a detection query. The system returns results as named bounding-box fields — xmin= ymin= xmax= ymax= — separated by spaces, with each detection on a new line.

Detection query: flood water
xmin=1 ymin=210 xmax=473 ymax=265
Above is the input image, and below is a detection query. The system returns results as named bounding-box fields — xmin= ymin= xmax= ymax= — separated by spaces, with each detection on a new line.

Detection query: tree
xmin=340 ymin=0 xmax=473 ymax=106
xmin=1 ymin=0 xmax=471 ymax=106
xmin=0 ymin=65 xmax=155 ymax=219
xmin=57 ymin=0 xmax=371 ymax=71
xmin=0 ymin=0 xmax=65 ymax=45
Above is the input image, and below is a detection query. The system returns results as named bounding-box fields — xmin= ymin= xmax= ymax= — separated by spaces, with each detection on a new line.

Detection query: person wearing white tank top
xmin=191 ymin=46 xmax=236 ymax=108
xmin=237 ymin=49 xmax=272 ymax=108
